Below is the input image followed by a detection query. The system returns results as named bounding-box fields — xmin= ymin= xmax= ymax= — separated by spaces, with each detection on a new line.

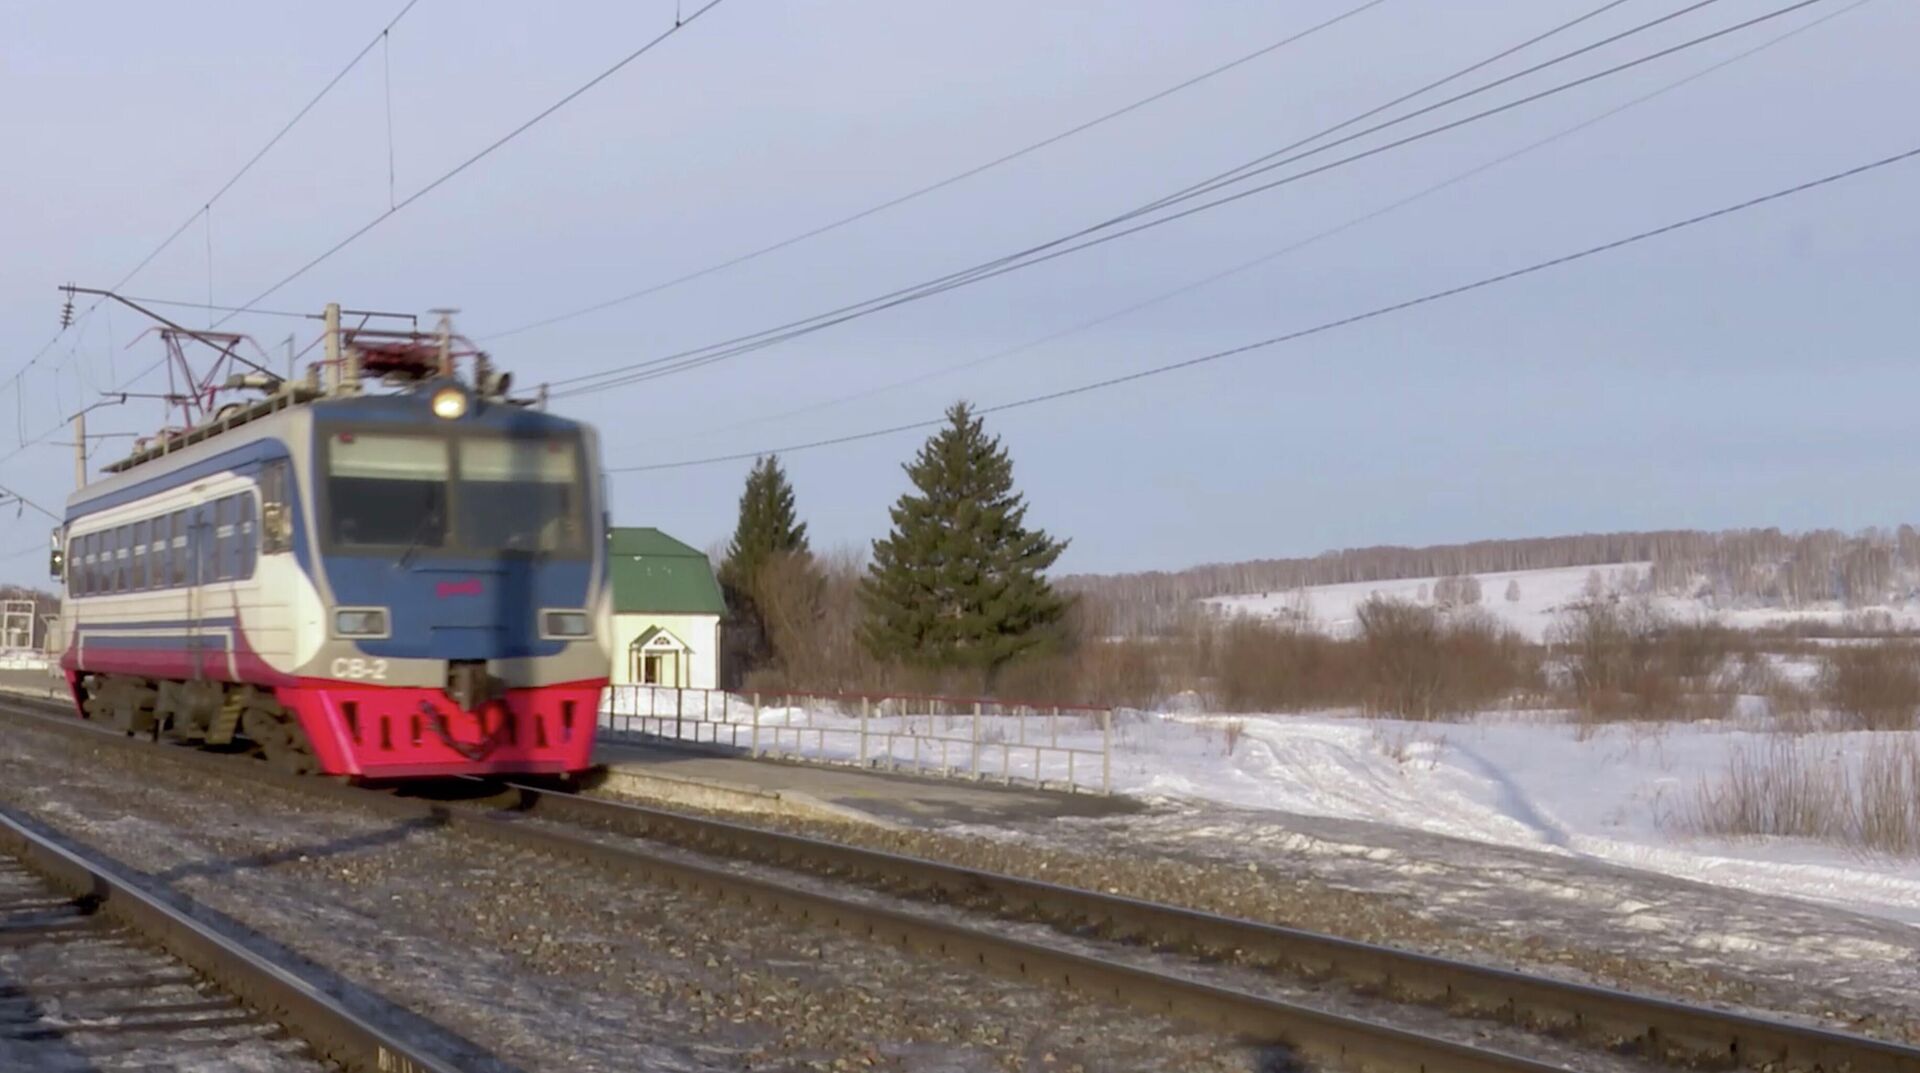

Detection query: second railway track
xmin=0 ymin=800 xmax=489 ymax=1073
xmin=3 ymin=692 xmax=1914 ymax=1073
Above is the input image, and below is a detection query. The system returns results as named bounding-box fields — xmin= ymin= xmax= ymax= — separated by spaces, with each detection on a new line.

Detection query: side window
xmin=259 ymin=459 xmax=293 ymax=555
xmin=217 ymin=497 xmax=237 ymax=580
xmin=198 ymin=504 xmax=219 ymax=583
xmin=154 ymin=516 xmax=170 ymax=590
xmin=238 ymin=495 xmax=257 ymax=579
xmin=75 ymin=534 xmax=88 ymax=596
xmin=113 ymin=526 xmax=128 ymax=593
xmin=132 ymin=519 xmax=149 ymax=591
xmin=173 ymin=510 xmax=189 ymax=585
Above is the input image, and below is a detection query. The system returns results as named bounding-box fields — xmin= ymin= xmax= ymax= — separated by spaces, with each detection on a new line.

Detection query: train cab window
xmin=457 ymin=436 xmax=586 ymax=554
xmin=131 ymin=520 xmax=149 ymax=590
xmin=86 ymin=532 xmax=99 ymax=596
xmin=74 ymin=535 xmax=88 ymax=596
xmin=326 ymin=433 xmax=450 ymax=549
xmin=170 ymin=510 xmax=188 ymax=585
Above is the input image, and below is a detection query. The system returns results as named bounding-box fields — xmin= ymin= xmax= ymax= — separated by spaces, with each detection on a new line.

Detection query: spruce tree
xmin=719 ymin=455 xmax=811 ymax=675
xmin=861 ymin=402 xmax=1069 ymax=680
xmin=720 ymin=455 xmax=810 ymax=596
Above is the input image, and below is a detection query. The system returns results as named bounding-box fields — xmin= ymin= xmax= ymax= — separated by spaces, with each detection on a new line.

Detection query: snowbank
xmin=1115 ymin=710 xmax=1920 ymax=925
xmin=602 ymin=684 xmax=1920 ymax=924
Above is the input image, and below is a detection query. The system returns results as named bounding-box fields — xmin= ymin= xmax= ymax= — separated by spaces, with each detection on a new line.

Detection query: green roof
xmin=608 ymin=527 xmax=726 ymax=615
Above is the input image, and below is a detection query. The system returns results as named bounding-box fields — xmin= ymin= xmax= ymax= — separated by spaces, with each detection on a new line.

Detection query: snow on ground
xmin=606 ymin=693 xmax=1920 ymax=926
xmin=1107 ymin=710 xmax=1920 ymax=926
xmin=1203 ymin=562 xmax=1920 ymax=640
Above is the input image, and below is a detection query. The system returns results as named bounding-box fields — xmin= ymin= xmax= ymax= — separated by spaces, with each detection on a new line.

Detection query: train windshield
xmin=324 ymin=430 xmax=587 ymax=556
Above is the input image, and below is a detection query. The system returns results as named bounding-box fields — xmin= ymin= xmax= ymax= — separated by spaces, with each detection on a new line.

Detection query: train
xmin=48 ymin=312 xmax=611 ymax=778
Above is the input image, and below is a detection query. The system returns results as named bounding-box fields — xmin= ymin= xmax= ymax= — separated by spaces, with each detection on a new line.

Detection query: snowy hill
xmin=1204 ymin=562 xmax=1920 ymax=641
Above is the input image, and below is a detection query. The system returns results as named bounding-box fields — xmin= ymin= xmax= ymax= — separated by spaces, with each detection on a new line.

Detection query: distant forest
xmin=1063 ymin=527 xmax=1920 ymax=636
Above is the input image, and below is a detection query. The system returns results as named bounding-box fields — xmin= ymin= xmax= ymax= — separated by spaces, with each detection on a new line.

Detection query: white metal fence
xmin=599 ymin=685 xmax=1114 ymax=794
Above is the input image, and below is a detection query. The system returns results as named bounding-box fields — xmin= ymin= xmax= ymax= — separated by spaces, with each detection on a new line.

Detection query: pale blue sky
xmin=3 ymin=1 xmax=1916 ymax=580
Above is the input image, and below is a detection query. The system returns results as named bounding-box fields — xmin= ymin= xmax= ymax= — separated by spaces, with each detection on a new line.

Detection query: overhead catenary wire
xmin=503 ymin=0 xmax=1644 ymax=345
xmin=552 ymin=0 xmax=1814 ymax=399
xmin=697 ymin=0 xmax=1878 ymax=440
xmin=212 ymin=0 xmax=734 ymax=329
xmin=1 ymin=0 xmax=714 ymax=460
xmin=608 ymin=143 xmax=1920 ymax=473
xmin=2 ymin=0 xmax=427 ymax=394
xmin=530 ymin=0 xmax=1645 ymax=371
xmin=480 ymin=0 xmax=1398 ymax=342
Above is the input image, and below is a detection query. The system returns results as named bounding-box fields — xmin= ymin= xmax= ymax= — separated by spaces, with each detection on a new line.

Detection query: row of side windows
xmin=69 ymin=492 xmax=258 ymax=597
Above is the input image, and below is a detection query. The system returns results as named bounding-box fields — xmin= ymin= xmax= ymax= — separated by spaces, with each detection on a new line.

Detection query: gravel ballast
xmin=585 ymin=770 xmax=1920 ymax=1046
xmin=0 ymin=720 xmax=1260 ymax=1072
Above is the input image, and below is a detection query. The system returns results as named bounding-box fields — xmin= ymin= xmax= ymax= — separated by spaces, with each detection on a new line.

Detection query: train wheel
xmin=240 ymin=704 xmax=316 ymax=776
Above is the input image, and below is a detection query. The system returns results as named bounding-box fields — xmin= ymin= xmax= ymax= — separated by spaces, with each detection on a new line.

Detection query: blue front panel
xmin=323 ymin=555 xmax=591 ymax=660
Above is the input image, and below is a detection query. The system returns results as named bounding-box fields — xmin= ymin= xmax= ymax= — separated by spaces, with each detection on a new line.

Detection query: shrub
xmin=1686 ymin=738 xmax=1920 ymax=855
xmin=1819 ymin=644 xmax=1920 ymax=730
xmin=1353 ymin=598 xmax=1533 ymax=719
xmin=1551 ymin=603 xmax=1738 ymax=722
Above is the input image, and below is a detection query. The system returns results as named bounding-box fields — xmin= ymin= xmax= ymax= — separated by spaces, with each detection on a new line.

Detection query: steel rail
xmin=0 ymin=698 xmax=1558 ymax=1073
xmin=0 ymin=803 xmax=485 ymax=1073
xmin=6 ymin=695 xmax=1918 ymax=1071
xmin=500 ymin=778 xmax=1920 ymax=1073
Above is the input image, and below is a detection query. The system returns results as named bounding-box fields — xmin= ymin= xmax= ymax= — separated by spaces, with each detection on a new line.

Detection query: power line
xmin=1 ymin=0 xmax=725 ymax=459
xmin=3 ymin=0 xmax=426 ymax=391
xmin=480 ymin=0 xmax=1396 ymax=342
xmin=0 ymin=483 xmax=60 ymax=522
xmin=213 ymin=0 xmax=734 ymax=328
xmin=543 ymin=0 xmax=1649 ymax=389
xmin=554 ymin=0 xmax=1812 ymax=398
xmin=609 ymin=143 xmax=1920 ymax=473
xmin=699 ymin=0 xmax=1876 ymax=440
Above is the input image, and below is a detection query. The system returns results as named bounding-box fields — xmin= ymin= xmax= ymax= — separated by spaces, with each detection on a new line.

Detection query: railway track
xmin=4 ymin=692 xmax=1916 ymax=1073
xmin=0 ymin=797 xmax=480 ymax=1073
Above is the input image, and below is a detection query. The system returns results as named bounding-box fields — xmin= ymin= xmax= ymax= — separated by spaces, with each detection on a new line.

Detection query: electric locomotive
xmin=50 ymin=309 xmax=611 ymax=778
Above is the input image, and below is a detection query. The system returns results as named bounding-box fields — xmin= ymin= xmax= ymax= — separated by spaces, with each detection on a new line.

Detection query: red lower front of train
xmin=275 ymin=679 xmax=606 ymax=778
xmin=62 ymin=647 xmax=604 ymax=778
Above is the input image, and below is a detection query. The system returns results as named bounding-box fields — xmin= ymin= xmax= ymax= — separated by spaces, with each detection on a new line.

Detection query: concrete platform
xmin=0 ymin=666 xmax=64 ymax=702
xmin=591 ymin=739 xmax=1141 ymax=828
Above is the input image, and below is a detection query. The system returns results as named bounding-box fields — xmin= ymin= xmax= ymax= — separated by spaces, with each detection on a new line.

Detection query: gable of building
xmin=608 ymin=526 xmax=726 ymax=616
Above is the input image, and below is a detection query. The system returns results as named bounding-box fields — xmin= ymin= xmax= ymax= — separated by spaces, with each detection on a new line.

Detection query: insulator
xmin=59 ymin=297 xmax=74 ymax=330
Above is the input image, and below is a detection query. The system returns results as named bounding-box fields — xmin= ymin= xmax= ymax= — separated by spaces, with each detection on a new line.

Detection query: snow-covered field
xmin=604 ymin=691 xmax=1920 ymax=926
xmin=1204 ymin=562 xmax=1920 ymax=640
xmin=1108 ymin=710 xmax=1920 ymax=926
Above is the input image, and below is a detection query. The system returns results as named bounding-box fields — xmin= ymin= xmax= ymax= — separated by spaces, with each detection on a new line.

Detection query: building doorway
xmin=636 ymin=649 xmax=681 ymax=685
xmin=628 ymin=627 xmax=690 ymax=688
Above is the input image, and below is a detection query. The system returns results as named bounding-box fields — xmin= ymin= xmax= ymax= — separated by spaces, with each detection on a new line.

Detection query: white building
xmin=606 ymin=528 xmax=724 ymax=689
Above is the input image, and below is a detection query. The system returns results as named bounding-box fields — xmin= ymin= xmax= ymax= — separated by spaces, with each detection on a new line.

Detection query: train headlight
xmin=542 ymin=610 xmax=591 ymax=638
xmin=334 ymin=608 xmax=390 ymax=638
xmin=430 ymin=385 xmax=469 ymax=420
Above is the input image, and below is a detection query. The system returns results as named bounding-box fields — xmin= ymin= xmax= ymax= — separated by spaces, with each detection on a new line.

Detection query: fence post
xmin=970 ymin=701 xmax=981 ymax=780
xmin=859 ymin=695 xmax=869 ymax=768
xmin=1049 ymin=705 xmax=1059 ymax=748
xmin=675 ymin=687 xmax=684 ymax=741
xmin=1101 ymin=708 xmax=1112 ymax=794
xmin=751 ymin=692 xmax=761 ymax=757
